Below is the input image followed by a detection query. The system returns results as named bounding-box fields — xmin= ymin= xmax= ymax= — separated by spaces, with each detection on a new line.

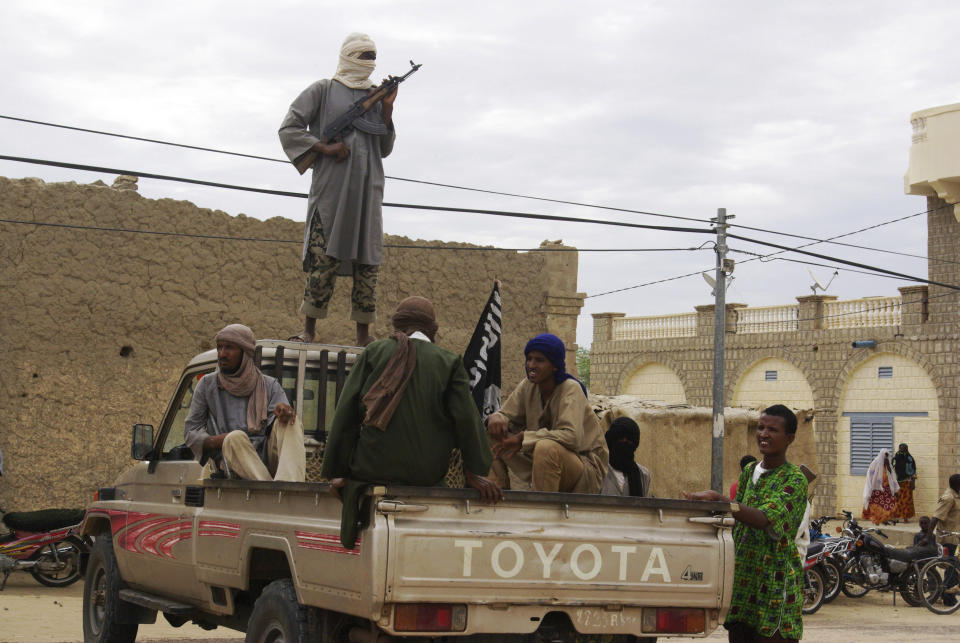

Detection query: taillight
xmin=93 ymin=490 xmax=100 ymax=502
xmin=642 ymin=608 xmax=705 ymax=634
xmin=394 ymin=604 xmax=466 ymax=632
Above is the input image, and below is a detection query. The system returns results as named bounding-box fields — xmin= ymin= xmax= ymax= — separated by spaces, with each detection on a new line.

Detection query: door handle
xmin=377 ymin=500 xmax=428 ymax=514
xmin=689 ymin=516 xmax=735 ymax=528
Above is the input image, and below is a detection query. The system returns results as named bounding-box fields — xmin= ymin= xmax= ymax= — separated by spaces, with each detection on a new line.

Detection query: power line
xmin=728 ymin=201 xmax=960 ymax=265
xmin=586 ymin=269 xmax=710 ymax=298
xmin=727 ymin=231 xmax=960 ymax=292
xmin=0 ymin=115 xmax=286 ymax=165
xmin=0 ymin=114 xmax=710 ymax=225
xmin=5 ymin=114 xmax=951 ymax=263
xmin=588 ymin=224 xmax=959 ymax=300
xmin=729 ymin=248 xmax=918 ymax=282
xmin=0 ymin=155 xmax=715 ymax=235
xmin=0 ymin=217 xmax=707 ymax=253
xmin=380 ymin=201 xmax=712 ymax=233
xmin=5 ymin=114 xmax=952 ymax=262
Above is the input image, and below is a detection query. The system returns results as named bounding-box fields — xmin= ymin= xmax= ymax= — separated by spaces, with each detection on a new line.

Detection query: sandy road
xmin=0 ymin=577 xmax=240 ymax=643
xmin=1 ymin=576 xmax=957 ymax=643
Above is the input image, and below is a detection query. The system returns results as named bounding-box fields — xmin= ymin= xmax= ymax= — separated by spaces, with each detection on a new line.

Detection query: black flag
xmin=463 ymin=282 xmax=502 ymax=419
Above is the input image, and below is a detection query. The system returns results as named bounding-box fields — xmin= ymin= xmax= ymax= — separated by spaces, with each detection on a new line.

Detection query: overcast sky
xmin=2 ymin=1 xmax=959 ymax=347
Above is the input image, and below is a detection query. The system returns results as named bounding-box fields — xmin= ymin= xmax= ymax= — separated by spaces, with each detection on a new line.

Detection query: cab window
xmin=161 ymin=368 xmax=213 ymax=456
xmin=275 ymin=364 xmax=339 ymax=440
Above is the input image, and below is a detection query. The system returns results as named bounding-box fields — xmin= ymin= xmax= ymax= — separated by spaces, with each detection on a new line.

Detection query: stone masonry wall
xmin=591 ymin=197 xmax=960 ymax=517
xmin=0 ymin=176 xmax=583 ymax=510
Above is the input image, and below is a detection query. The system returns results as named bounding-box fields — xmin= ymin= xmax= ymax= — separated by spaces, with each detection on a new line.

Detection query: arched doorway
xmin=836 ymin=353 xmax=938 ymax=516
xmin=732 ymin=357 xmax=814 ymax=411
xmin=621 ymin=362 xmax=687 ymax=404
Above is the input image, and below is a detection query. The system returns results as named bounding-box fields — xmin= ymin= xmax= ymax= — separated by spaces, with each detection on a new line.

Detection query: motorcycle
xmin=838 ymin=511 xmax=941 ymax=606
xmin=802 ymin=547 xmax=826 ymax=614
xmin=0 ymin=507 xmax=88 ymax=590
xmin=807 ymin=515 xmax=853 ymax=605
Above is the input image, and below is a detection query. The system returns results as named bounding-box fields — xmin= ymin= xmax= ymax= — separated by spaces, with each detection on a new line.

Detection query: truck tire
xmin=83 ymin=535 xmax=138 ymax=643
xmin=246 ymin=579 xmax=319 ymax=643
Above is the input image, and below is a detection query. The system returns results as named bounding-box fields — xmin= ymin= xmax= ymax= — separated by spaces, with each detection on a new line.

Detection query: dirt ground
xmin=1 ymin=575 xmax=957 ymax=643
xmin=0 ymin=576 xmax=240 ymax=643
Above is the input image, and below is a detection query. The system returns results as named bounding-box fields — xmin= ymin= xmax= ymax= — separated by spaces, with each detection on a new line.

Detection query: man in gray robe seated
xmin=279 ymin=32 xmax=397 ymax=346
xmin=184 ymin=324 xmax=305 ymax=481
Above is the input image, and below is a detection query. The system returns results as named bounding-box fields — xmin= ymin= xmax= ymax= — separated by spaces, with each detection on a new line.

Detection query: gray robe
xmin=279 ymin=79 xmax=396 ymax=274
xmin=183 ymin=373 xmax=289 ymax=461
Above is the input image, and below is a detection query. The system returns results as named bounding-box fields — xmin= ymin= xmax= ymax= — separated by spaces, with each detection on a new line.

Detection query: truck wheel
xmin=246 ymin=579 xmax=319 ymax=643
xmin=82 ymin=535 xmax=138 ymax=643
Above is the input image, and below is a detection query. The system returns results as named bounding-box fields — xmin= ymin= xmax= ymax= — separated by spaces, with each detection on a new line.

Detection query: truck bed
xmin=190 ymin=479 xmax=734 ymax=637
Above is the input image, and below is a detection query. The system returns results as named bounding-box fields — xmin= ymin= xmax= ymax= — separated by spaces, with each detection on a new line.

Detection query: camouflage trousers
xmin=301 ymin=221 xmax=378 ymax=324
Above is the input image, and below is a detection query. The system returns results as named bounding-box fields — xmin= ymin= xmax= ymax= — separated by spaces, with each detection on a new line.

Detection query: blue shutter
xmin=765 ymin=370 xmax=778 ymax=381
xmin=849 ymin=415 xmax=894 ymax=475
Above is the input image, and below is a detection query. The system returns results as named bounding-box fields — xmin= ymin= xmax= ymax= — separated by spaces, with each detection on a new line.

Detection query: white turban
xmin=332 ymin=32 xmax=377 ymax=89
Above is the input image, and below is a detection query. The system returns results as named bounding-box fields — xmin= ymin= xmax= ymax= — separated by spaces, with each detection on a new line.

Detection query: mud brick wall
xmin=0 ymin=176 xmax=583 ymax=510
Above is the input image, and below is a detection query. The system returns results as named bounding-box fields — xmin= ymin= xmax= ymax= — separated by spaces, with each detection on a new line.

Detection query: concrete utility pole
xmin=711 ymin=207 xmax=734 ymax=493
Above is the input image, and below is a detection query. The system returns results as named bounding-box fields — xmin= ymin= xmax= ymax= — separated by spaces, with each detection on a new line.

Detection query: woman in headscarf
xmin=891 ymin=443 xmax=917 ymax=521
xmin=862 ymin=449 xmax=900 ymax=524
xmin=485 ymin=333 xmax=608 ymax=493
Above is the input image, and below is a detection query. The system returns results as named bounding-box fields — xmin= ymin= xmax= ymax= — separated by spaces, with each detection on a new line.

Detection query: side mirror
xmin=131 ymin=424 xmax=155 ymax=460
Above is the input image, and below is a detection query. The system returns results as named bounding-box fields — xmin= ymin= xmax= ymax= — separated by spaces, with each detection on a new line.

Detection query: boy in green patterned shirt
xmin=685 ymin=404 xmax=807 ymax=642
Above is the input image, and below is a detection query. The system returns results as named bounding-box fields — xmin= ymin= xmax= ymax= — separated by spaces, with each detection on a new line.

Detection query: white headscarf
xmin=332 ymin=32 xmax=377 ymax=89
xmin=863 ymin=448 xmax=899 ymax=509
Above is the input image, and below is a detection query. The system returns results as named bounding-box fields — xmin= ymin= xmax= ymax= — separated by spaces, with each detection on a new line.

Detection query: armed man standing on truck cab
xmin=184 ymin=324 xmax=306 ymax=482
xmin=684 ymin=404 xmax=808 ymax=643
xmin=322 ymin=296 xmax=502 ymax=549
xmin=279 ymin=32 xmax=397 ymax=347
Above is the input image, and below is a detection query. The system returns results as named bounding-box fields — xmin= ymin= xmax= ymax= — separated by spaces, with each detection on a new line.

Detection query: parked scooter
xmin=0 ymin=507 xmax=88 ymax=590
xmin=807 ymin=515 xmax=853 ymax=604
xmin=838 ymin=510 xmax=940 ymax=606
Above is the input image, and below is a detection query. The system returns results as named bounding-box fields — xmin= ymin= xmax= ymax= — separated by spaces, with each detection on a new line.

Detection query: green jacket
xmin=321 ymin=337 xmax=493 ymax=485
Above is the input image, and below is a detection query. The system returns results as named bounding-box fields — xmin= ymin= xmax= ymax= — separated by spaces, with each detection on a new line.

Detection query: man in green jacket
xmin=322 ymin=296 xmax=502 ymax=547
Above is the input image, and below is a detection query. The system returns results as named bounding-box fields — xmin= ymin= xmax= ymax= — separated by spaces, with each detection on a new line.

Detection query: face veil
xmin=332 ymin=32 xmax=377 ymax=89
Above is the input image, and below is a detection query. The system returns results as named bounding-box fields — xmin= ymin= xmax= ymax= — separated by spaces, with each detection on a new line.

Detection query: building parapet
xmin=737 ymin=304 xmax=799 ymax=334
xmin=599 ymin=295 xmax=905 ymax=342
xmin=822 ymin=296 xmax=900 ymax=329
xmin=613 ymin=312 xmax=697 ymax=340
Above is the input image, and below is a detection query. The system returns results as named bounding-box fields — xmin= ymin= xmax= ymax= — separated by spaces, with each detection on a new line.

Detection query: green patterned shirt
xmin=726 ymin=460 xmax=808 ymax=639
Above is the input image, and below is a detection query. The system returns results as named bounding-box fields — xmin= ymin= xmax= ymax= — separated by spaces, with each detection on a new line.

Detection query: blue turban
xmin=524 ymin=333 xmax=587 ymax=396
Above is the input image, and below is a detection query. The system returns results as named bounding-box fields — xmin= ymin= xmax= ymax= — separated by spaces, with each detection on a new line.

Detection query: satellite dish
xmin=807 ymin=268 xmax=838 ymax=294
xmin=702 ymin=271 xmax=733 ymax=296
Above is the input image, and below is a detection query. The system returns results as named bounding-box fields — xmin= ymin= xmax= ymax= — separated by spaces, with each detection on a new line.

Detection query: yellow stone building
xmin=592 ymin=103 xmax=960 ymax=518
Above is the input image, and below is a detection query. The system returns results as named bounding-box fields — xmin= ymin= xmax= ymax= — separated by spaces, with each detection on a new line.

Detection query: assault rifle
xmin=293 ymin=60 xmax=422 ymax=175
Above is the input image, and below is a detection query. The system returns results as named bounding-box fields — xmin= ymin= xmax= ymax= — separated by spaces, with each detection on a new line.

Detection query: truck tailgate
xmin=379 ymin=488 xmax=732 ymax=634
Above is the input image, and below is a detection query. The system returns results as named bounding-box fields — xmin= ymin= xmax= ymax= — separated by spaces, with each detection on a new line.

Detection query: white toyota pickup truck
xmin=80 ymin=340 xmax=734 ymax=642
